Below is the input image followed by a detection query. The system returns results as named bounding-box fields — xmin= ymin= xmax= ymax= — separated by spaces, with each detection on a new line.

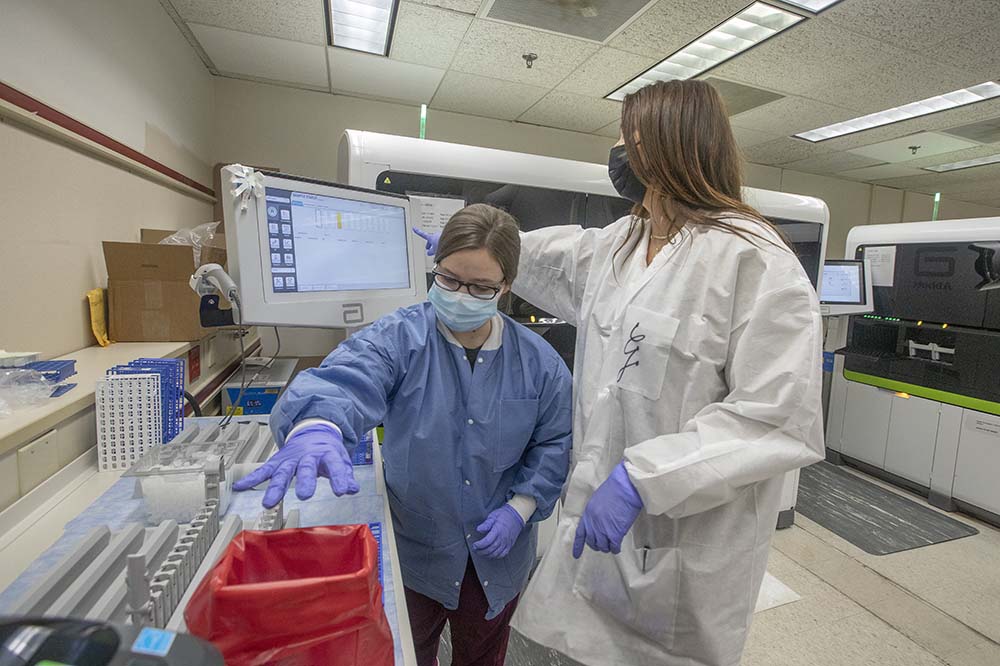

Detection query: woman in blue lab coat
xmin=233 ymin=204 xmax=573 ymax=666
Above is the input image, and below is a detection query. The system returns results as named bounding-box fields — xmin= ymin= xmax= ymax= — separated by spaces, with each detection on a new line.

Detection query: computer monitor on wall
xmin=220 ymin=166 xmax=427 ymax=328
xmin=820 ymin=260 xmax=874 ymax=316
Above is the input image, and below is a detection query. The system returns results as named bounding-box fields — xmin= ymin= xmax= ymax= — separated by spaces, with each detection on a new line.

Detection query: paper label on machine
xmin=964 ymin=413 xmax=1000 ymax=438
xmin=409 ymin=195 xmax=466 ymax=270
xmin=865 ymin=246 xmax=896 ymax=287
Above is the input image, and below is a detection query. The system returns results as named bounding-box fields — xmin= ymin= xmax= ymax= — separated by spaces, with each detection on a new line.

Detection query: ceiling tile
xmin=711 ymin=18 xmax=983 ymax=115
xmin=519 ymin=91 xmax=621 ymax=133
xmin=932 ymin=28 xmax=1000 ymax=82
xmin=782 ymin=152 xmax=885 ymax=175
xmin=743 ymin=137 xmax=833 ymax=166
xmin=431 ymin=71 xmax=547 ymax=120
xmin=941 ymin=117 xmax=1000 ymax=145
xmin=730 ymin=95 xmax=857 ymax=137
xmin=595 ymin=120 xmax=621 ymax=139
xmin=846 ymin=132 xmax=979 ymax=164
xmin=410 ymin=0 xmax=482 ymax=13
xmin=836 ymin=164 xmax=926 ymax=182
xmin=557 ymin=48 xmax=655 ymax=99
xmin=328 ymin=48 xmax=444 ymax=104
xmin=451 ymin=19 xmax=599 ymax=88
xmin=390 ymin=2 xmax=473 ymax=69
xmin=191 ymin=24 xmax=328 ymax=89
xmin=607 ymin=0 xmax=749 ymax=60
xmin=488 ymin=0 xmax=651 ymax=42
xmin=905 ymin=144 xmax=1000 ymax=170
xmin=732 ymin=126 xmax=782 ymax=150
xmin=822 ymin=0 xmax=1000 ymax=52
xmin=171 ymin=0 xmax=326 ymax=44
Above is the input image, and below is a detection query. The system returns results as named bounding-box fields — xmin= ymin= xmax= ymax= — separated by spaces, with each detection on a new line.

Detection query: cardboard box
xmin=103 ymin=241 xmax=228 ymax=342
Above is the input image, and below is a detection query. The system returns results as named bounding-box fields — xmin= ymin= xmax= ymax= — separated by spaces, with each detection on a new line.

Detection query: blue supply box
xmin=223 ymin=358 xmax=297 ymax=416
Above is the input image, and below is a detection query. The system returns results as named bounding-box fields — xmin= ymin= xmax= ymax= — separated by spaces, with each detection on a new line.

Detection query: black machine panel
xmin=770 ymin=218 xmax=824 ymax=290
xmin=986 ymin=291 xmax=1000 ymax=330
xmin=844 ymin=317 xmax=1000 ymax=405
xmin=855 ymin=241 xmax=1000 ymax=330
xmin=378 ymin=171 xmax=825 ymax=287
xmin=376 ymin=171 xmax=589 ymax=231
xmin=844 ymin=236 xmax=1000 ymax=403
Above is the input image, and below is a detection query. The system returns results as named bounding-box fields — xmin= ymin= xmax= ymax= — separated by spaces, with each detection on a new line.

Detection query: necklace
xmin=650 ymin=234 xmax=671 ymax=241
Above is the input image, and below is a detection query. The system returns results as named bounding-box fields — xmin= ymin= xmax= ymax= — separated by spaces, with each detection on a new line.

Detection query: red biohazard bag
xmin=184 ymin=525 xmax=394 ymax=666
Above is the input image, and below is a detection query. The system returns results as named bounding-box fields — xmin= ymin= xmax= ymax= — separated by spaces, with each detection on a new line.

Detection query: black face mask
xmin=608 ymin=144 xmax=646 ymax=204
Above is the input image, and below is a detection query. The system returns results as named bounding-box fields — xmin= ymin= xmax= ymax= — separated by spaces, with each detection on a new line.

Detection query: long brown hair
xmin=614 ymin=79 xmax=787 ymax=268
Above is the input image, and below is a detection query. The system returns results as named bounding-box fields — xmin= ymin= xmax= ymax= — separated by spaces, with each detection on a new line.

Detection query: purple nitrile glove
xmin=412 ymin=227 xmax=440 ymax=257
xmin=472 ymin=504 xmax=526 ymax=559
xmin=232 ymin=423 xmax=359 ymax=509
xmin=573 ymin=462 xmax=643 ymax=559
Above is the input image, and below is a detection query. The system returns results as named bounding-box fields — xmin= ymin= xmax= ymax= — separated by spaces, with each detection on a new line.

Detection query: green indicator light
xmin=419 ymin=104 xmax=427 ymax=139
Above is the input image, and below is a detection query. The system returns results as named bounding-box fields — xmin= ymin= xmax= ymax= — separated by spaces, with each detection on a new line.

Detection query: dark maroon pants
xmin=404 ymin=559 xmax=519 ymax=666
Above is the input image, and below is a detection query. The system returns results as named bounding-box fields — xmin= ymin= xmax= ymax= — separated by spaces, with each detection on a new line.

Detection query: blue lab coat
xmin=271 ymin=302 xmax=573 ymax=619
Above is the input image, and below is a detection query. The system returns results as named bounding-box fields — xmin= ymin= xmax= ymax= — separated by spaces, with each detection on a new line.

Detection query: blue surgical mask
xmin=428 ymin=284 xmax=498 ymax=332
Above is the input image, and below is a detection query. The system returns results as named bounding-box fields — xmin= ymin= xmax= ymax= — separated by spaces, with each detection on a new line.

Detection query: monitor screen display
xmin=821 ymin=262 xmax=864 ymax=304
xmin=264 ymin=187 xmax=410 ymax=293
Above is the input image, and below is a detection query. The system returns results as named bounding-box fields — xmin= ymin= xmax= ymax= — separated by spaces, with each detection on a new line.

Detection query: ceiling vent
xmin=703 ymin=77 xmax=784 ymax=116
xmin=942 ymin=117 xmax=1000 ymax=144
xmin=487 ymin=0 xmax=649 ymax=42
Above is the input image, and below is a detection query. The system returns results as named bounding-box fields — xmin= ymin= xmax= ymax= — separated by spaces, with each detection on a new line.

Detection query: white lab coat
xmin=510 ymin=216 xmax=825 ymax=666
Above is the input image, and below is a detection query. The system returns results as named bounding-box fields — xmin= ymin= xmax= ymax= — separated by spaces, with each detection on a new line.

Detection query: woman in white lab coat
xmin=508 ymin=80 xmax=826 ymax=665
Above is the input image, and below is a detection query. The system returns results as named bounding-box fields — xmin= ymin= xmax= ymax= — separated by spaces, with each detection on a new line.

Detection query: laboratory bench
xmin=0 ymin=415 xmax=417 ymax=666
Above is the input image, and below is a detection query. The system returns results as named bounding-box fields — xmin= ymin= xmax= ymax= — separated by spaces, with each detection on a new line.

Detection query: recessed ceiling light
xmin=778 ymin=0 xmax=845 ymax=12
xmin=326 ymin=0 xmax=400 ymax=56
xmin=607 ymin=2 xmax=804 ymax=101
xmin=923 ymin=153 xmax=1000 ymax=173
xmin=795 ymin=81 xmax=1000 ymax=142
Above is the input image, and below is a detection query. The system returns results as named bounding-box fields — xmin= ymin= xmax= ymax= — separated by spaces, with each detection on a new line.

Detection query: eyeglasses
xmin=432 ymin=269 xmax=503 ymax=301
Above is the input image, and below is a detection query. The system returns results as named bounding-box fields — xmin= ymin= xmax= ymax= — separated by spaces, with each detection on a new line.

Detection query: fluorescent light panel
xmin=796 ymin=81 xmax=1000 ymax=142
xmin=328 ymin=0 xmax=397 ymax=56
xmin=607 ymin=2 xmax=804 ymax=101
xmin=779 ymin=0 xmax=844 ymax=12
xmin=924 ymin=153 xmax=1000 ymax=173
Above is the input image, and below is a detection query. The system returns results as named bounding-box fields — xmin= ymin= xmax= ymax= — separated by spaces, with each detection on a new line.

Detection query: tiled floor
xmin=439 ymin=466 xmax=1000 ymax=665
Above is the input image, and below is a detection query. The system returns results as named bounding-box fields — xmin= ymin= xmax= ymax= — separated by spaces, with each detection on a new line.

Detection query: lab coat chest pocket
xmin=615 ymin=305 xmax=680 ymax=401
xmin=496 ymin=398 xmax=539 ymax=472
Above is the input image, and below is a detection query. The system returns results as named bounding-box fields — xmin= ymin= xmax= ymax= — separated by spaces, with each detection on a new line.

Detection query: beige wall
xmin=0 ymin=0 xmax=215 ymax=185
xmin=0 ymin=120 xmax=213 ymax=357
xmin=0 ymin=0 xmax=217 ymax=358
xmin=213 ymin=78 xmax=616 ymax=181
xmin=744 ymin=167 xmax=1000 ymax=259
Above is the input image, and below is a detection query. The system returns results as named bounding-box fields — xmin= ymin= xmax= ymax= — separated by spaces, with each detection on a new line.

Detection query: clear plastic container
xmin=125 ymin=439 xmax=250 ymax=523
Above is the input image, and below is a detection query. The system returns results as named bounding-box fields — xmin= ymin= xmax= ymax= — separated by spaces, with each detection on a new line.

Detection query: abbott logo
xmin=343 ymin=303 xmax=364 ymax=324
